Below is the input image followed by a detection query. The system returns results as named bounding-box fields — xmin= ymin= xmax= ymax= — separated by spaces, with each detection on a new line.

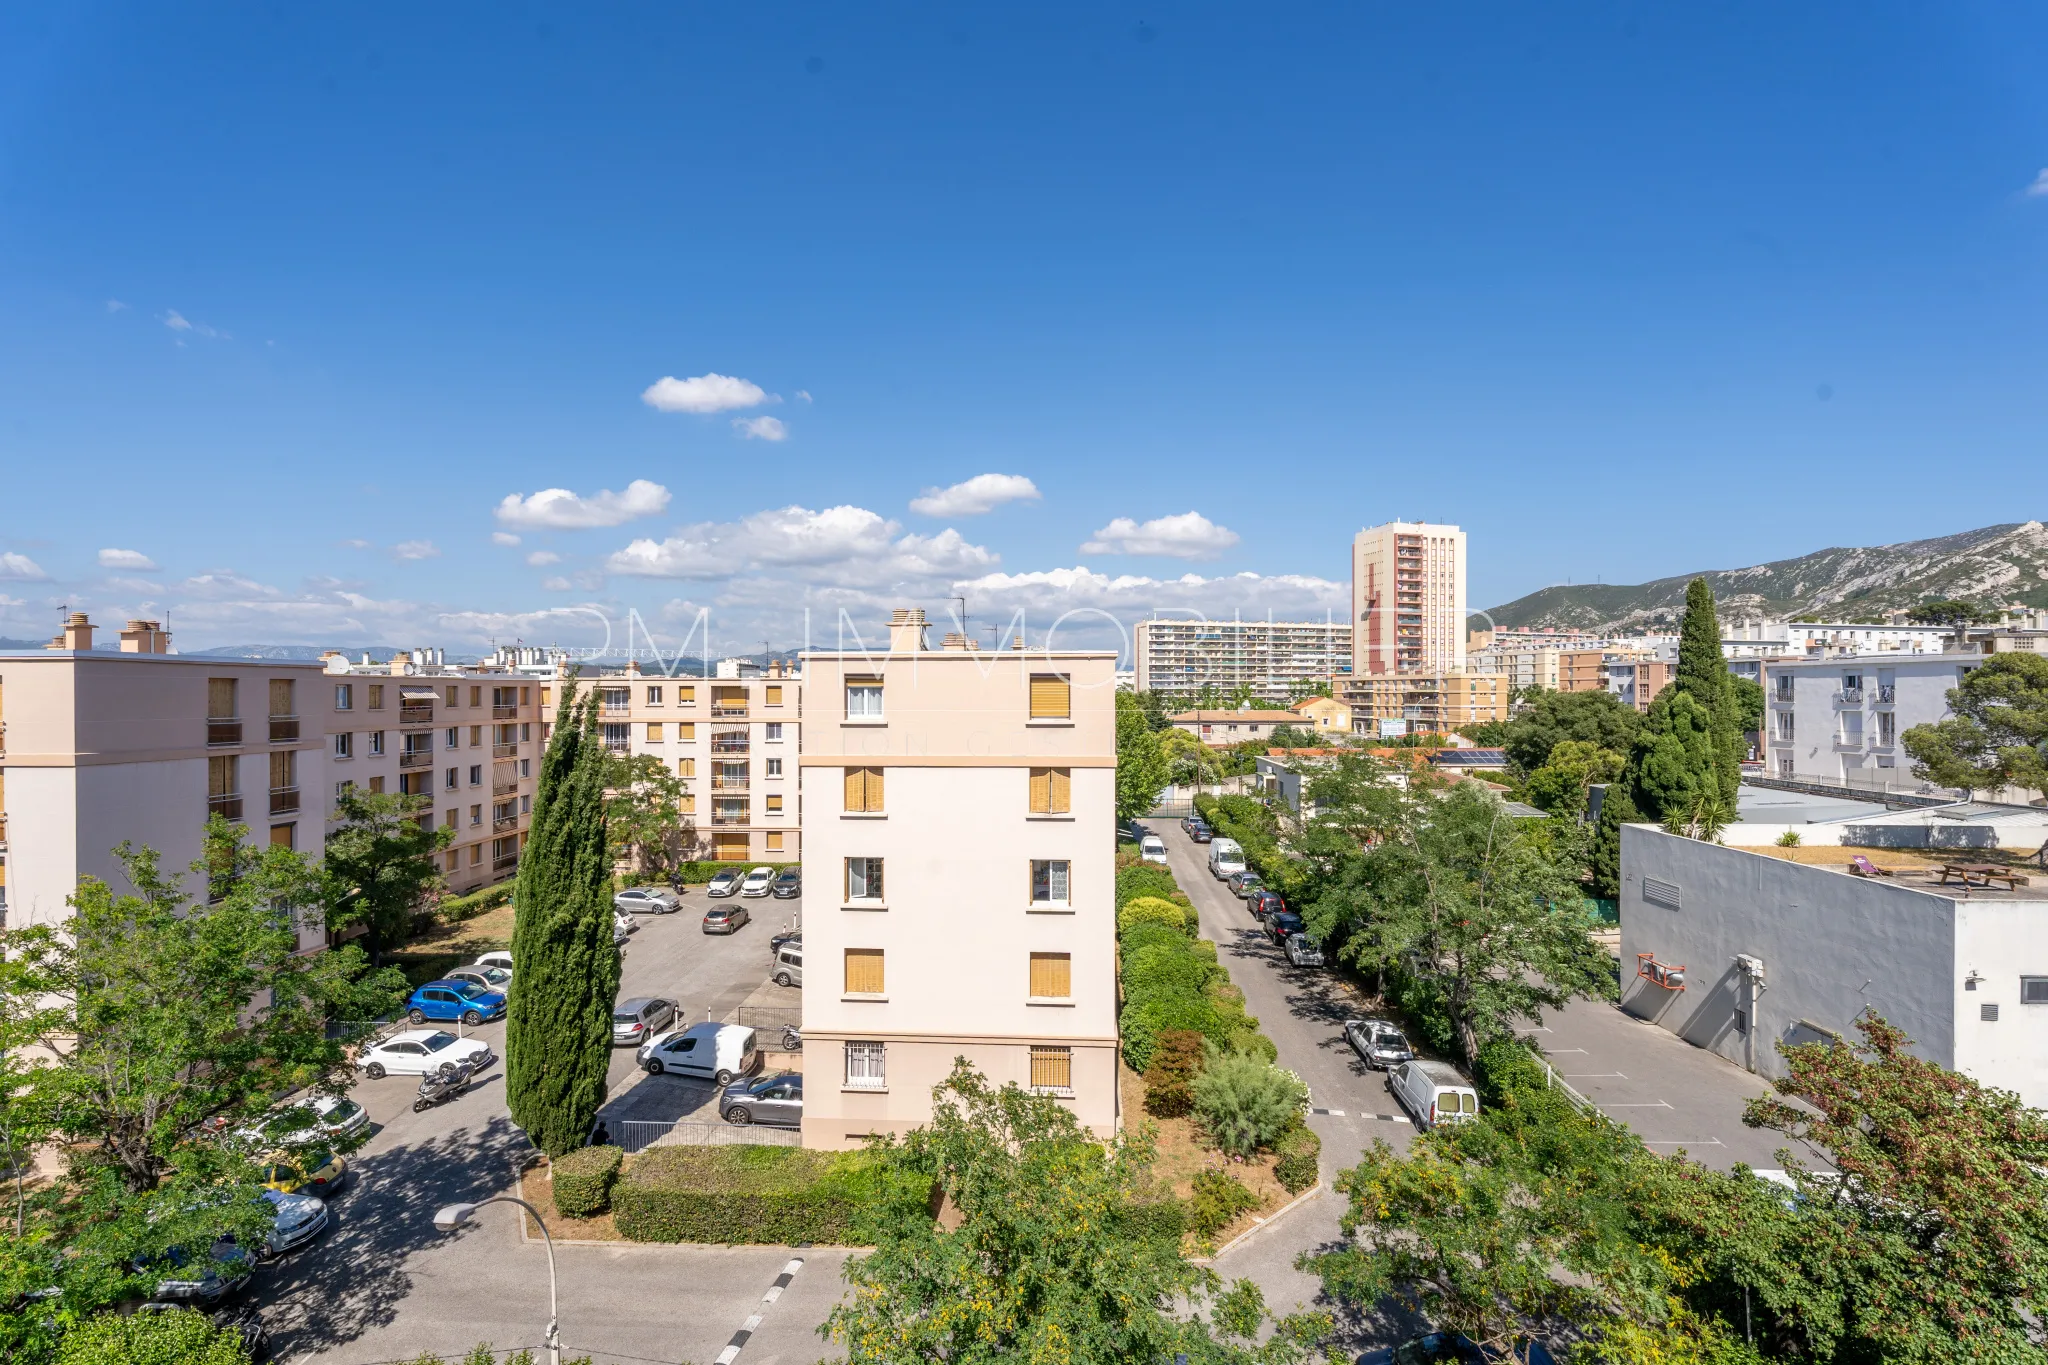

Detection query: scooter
xmin=413 ymin=1059 xmax=475 ymax=1113
xmin=780 ymin=1023 xmax=803 ymax=1052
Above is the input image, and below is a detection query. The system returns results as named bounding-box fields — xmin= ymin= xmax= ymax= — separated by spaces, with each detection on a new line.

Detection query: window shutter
xmin=1030 ymin=952 xmax=1071 ymax=998
xmin=1029 ymin=674 xmax=1071 ymax=719
xmin=647 ymin=722 xmax=663 ymax=742
xmin=867 ymin=767 xmax=883 ymax=811
xmin=765 ymin=685 xmax=783 ymax=705
xmin=1049 ymin=768 xmax=1070 ymax=814
xmin=678 ymin=758 xmax=695 ymax=777
xmin=208 ymin=678 xmax=237 ymax=719
xmin=679 ymin=723 xmax=696 ymax=740
xmin=679 ymin=794 xmax=696 ymax=814
xmin=844 ymin=948 xmax=885 ymax=995
xmin=845 ymin=767 xmax=864 ymax=811
xmin=269 ymin=679 xmax=294 ymax=716
xmin=270 ymin=750 xmax=294 ymax=790
xmin=1029 ymin=768 xmax=1051 ymax=813
xmin=1030 ymin=1045 xmax=1072 ymax=1091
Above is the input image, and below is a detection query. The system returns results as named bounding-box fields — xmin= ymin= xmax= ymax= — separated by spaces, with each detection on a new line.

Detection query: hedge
xmin=552 ymin=1143 xmax=624 ymax=1217
xmin=666 ymin=860 xmax=798 ymax=885
xmin=1273 ymin=1121 xmax=1321 ymax=1194
xmin=1193 ymin=792 xmax=1305 ymax=895
xmin=1118 ymin=895 xmax=1193 ymax=938
xmin=1115 ymin=863 xmax=1180 ymax=909
xmin=438 ymin=880 xmax=515 ymax=923
xmin=613 ymin=1145 xmax=884 ymax=1244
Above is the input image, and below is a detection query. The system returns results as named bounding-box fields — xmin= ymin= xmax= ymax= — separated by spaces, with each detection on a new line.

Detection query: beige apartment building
xmin=1352 ymin=521 xmax=1467 ymax=677
xmin=1341 ymin=669 xmax=1510 ymax=736
xmin=798 ymin=609 xmax=1118 ymax=1148
xmin=539 ymin=661 xmax=800 ymax=865
xmin=1166 ymin=708 xmax=1319 ymax=748
xmin=1132 ymin=616 xmax=1351 ymax=705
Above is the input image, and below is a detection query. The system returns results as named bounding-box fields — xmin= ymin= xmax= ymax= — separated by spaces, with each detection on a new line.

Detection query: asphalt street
xmin=265 ymin=886 xmax=842 ymax=1365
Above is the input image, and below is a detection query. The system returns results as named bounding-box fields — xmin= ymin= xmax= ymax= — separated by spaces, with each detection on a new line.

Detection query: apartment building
xmin=321 ymin=649 xmax=544 ymax=896
xmin=1341 ymin=669 xmax=1510 ymax=736
xmin=540 ymin=660 xmax=800 ymax=864
xmin=1132 ymin=616 xmax=1351 ymax=704
xmin=798 ymin=609 xmax=1118 ymax=1148
xmin=1352 ymin=521 xmax=1467 ymax=677
xmin=1167 ymin=708 xmax=1318 ymax=748
xmin=1760 ymin=653 xmax=1974 ymax=787
xmin=0 ymin=614 xmax=325 ymax=948
xmin=1469 ymin=626 xmax=1603 ymax=652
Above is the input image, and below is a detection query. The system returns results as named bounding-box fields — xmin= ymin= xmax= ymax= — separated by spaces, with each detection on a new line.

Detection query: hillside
xmin=1482 ymin=521 xmax=2048 ymax=633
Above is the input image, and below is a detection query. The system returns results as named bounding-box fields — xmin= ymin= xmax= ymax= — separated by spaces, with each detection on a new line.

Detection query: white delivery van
xmin=1208 ymin=838 xmax=1246 ymax=880
xmin=637 ymin=1022 xmax=760 ymax=1085
xmin=1388 ymin=1059 xmax=1480 ymax=1130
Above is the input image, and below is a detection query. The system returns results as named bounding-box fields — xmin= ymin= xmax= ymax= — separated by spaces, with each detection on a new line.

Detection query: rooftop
xmin=1749 ymin=843 xmax=2046 ymax=902
xmin=1169 ymin=709 xmax=1315 ymax=724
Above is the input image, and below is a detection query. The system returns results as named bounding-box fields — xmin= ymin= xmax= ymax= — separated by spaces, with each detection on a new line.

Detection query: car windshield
xmin=612 ymin=1009 xmax=642 ymax=1023
xmin=322 ymin=1099 xmax=362 ymax=1123
xmin=422 ymin=1033 xmax=457 ymax=1052
xmin=448 ymin=980 xmax=488 ymax=998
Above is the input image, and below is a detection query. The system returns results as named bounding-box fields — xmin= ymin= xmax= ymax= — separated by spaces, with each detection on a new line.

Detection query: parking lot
xmin=261 ymin=882 xmax=831 ymax=1365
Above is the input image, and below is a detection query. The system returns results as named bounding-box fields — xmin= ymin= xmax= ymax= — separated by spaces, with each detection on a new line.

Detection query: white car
xmin=739 ymin=866 xmax=777 ymax=898
xmin=233 ymin=1092 xmax=370 ymax=1148
xmin=472 ymin=951 xmax=514 ymax=977
xmin=356 ymin=1029 xmax=494 ymax=1079
xmin=1139 ymin=835 xmax=1168 ymax=865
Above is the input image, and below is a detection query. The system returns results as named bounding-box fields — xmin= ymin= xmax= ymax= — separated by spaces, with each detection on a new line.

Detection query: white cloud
xmin=910 ymin=473 xmax=1041 ymax=517
xmin=1081 ymin=511 xmax=1240 ymax=560
xmin=526 ymin=551 xmax=562 ymax=566
xmin=542 ymin=576 xmax=574 ymax=592
xmin=0 ymin=553 xmax=49 ymax=581
xmin=640 ymin=373 xmax=770 ymax=414
xmin=795 ymin=390 xmax=813 ymax=403
xmin=97 ymin=548 xmax=159 ymax=571
xmin=162 ymin=310 xmax=191 ymax=331
xmin=953 ymin=566 xmax=1346 ymax=636
xmin=494 ymin=479 xmax=672 ymax=530
xmin=161 ymin=309 xmax=227 ymax=339
xmin=105 ymin=299 xmax=127 ymax=313
xmin=733 ymin=415 xmax=788 ymax=441
xmin=2027 ymin=169 xmax=2048 ymax=198
xmin=0 ymin=594 xmax=23 ymax=608
xmin=391 ymin=540 xmax=441 ymax=561
xmin=341 ymin=538 xmax=372 ymax=550
xmin=491 ymin=531 xmax=522 ymax=547
xmin=606 ymin=503 xmax=997 ymax=590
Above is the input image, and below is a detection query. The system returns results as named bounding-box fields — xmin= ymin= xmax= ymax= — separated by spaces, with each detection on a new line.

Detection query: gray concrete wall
xmin=1618 ymin=826 xmax=1957 ymax=1080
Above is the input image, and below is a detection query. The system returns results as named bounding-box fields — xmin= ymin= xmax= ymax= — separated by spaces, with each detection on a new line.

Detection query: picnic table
xmin=1936 ymin=863 xmax=2032 ymax=891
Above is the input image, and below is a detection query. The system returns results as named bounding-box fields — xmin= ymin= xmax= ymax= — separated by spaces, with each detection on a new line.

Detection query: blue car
xmin=405 ymin=979 xmax=506 ymax=1026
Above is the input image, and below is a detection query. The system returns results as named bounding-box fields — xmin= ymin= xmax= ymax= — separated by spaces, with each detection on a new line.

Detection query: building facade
xmin=1167 ymin=708 xmax=1318 ymax=748
xmin=1131 ymin=617 xmax=1350 ymax=704
xmin=1340 ymin=669 xmax=1510 ymax=735
xmin=1351 ymin=521 xmax=1467 ymax=677
xmin=1759 ymin=653 xmax=1972 ymax=786
xmin=798 ymin=609 xmax=1119 ymax=1148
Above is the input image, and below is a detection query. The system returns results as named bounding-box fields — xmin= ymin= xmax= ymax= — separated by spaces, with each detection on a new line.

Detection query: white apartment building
xmin=1132 ymin=616 xmax=1350 ymax=703
xmin=798 ymin=609 xmax=1118 ymax=1148
xmin=541 ymin=661 xmax=800 ymax=864
xmin=1352 ymin=522 xmax=1467 ymax=677
xmin=1760 ymin=653 xmax=1973 ymax=787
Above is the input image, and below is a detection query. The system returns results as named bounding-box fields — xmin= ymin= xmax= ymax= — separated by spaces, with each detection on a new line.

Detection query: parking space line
xmin=712 ymin=1256 xmax=804 ymax=1365
xmin=1642 ymin=1137 xmax=1724 ymax=1147
xmin=1565 ymin=1072 xmax=1627 ymax=1079
xmin=1600 ymin=1101 xmax=1673 ymax=1109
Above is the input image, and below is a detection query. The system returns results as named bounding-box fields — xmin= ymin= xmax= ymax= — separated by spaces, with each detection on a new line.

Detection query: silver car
xmin=612 ymin=996 xmax=677 ymax=1046
xmin=614 ymin=886 xmax=682 ymax=915
xmin=720 ymin=1072 xmax=803 ymax=1127
xmin=704 ymin=869 xmax=744 ymax=898
xmin=1343 ymin=1018 xmax=1415 ymax=1071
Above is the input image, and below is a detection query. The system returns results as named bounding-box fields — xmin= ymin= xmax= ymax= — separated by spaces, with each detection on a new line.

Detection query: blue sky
xmin=3 ymin=3 xmax=2046 ymax=655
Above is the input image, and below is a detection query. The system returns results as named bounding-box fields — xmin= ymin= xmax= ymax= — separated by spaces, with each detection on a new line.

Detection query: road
xmin=266 ymin=888 xmax=844 ymax=1365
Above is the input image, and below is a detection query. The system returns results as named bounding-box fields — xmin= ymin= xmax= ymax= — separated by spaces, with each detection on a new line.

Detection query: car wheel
xmin=645 ymin=1059 xmax=665 ymax=1075
xmin=726 ymin=1106 xmax=752 ymax=1126
xmin=407 ymin=1009 xmax=426 ymax=1024
xmin=715 ymin=1068 xmax=734 ymax=1085
xmin=462 ymin=1010 xmax=483 ymax=1026
xmin=362 ymin=1062 xmax=386 ymax=1079
xmin=774 ymin=971 xmax=792 ymax=988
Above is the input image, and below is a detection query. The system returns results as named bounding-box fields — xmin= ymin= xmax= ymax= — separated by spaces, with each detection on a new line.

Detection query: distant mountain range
xmin=1482 ymin=521 xmax=2048 ymax=634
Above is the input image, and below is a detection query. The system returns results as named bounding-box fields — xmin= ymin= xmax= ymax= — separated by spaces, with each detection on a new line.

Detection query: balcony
xmin=494 ymin=779 xmax=521 ymax=796
xmin=493 ymin=814 xmax=518 ymax=831
xmin=710 ymin=739 xmax=750 ymax=756
xmin=493 ymin=742 xmax=519 ymax=758
xmin=603 ymin=737 xmax=630 ymax=755
xmin=268 ymin=717 xmax=300 ymax=743
xmin=493 ymin=852 xmax=520 ymax=871
xmin=493 ymin=765 xmax=521 ymax=795
xmin=711 ymin=704 xmax=748 ymax=718
xmin=399 ymin=750 xmax=435 ymax=769
xmin=711 ymin=776 xmax=749 ymax=791
xmin=207 ymin=794 xmax=244 ymax=820
xmin=399 ymin=705 xmax=434 ymax=727
xmin=269 ymin=787 xmax=300 ymax=816
xmin=710 ymin=813 xmax=750 ymax=826
xmin=493 ymin=703 xmax=518 ymax=719
xmin=1875 ymin=686 xmax=1897 ymax=704
xmin=1835 ymin=687 xmax=1864 ymax=705
xmin=207 ymin=720 xmax=243 ymax=747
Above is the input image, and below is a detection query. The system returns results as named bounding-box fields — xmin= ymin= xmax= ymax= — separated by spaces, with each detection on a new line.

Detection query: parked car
xmin=771 ymin=943 xmax=803 ymax=988
xmin=1139 ymin=835 xmax=1169 ymax=865
xmin=613 ymin=913 xmax=633 ymax=946
xmin=614 ymin=885 xmax=682 ymax=915
xmin=1178 ymin=815 xmax=1199 ymax=835
xmin=234 ymin=1092 xmax=369 ymax=1148
xmin=1388 ymin=1059 xmax=1481 ymax=1131
xmin=472 ymin=951 xmax=514 ymax=976
xmin=1189 ymin=821 xmax=1214 ymax=844
xmin=739 ymin=866 xmax=777 ymax=897
xmin=1248 ymin=889 xmax=1286 ymax=920
xmin=772 ymin=868 xmax=802 ymax=899
xmin=357 ymin=1029 xmax=494 ymax=1079
xmin=444 ymin=965 xmax=511 ymax=996
xmin=1358 ymin=1332 xmax=1555 ymax=1365
xmin=1265 ymin=911 xmax=1304 ymax=944
xmin=704 ymin=868 xmax=745 ymax=897
xmin=768 ymin=926 xmax=802 ymax=958
xmin=721 ymin=1072 xmax=803 ymax=1127
xmin=258 ymin=1148 xmax=348 ymax=1199
xmin=1208 ymin=837 xmax=1245 ymax=879
xmin=257 ymin=1188 xmax=331 ymax=1258
xmin=612 ymin=996 xmax=678 ymax=1046
xmin=142 ymin=1240 xmax=254 ymax=1308
xmin=637 ymin=1021 xmax=759 ymax=1084
xmin=1343 ymin=1018 xmax=1416 ymax=1071
xmin=404 ymin=979 xmax=506 ymax=1027
xmin=1228 ymin=870 xmax=1265 ymax=899
xmin=703 ymin=903 xmax=750 ymax=934
xmin=1284 ymin=935 xmax=1325 ymax=968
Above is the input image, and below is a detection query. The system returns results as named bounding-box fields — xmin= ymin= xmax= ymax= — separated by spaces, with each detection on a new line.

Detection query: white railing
xmin=610 ymin=1118 xmax=800 ymax=1154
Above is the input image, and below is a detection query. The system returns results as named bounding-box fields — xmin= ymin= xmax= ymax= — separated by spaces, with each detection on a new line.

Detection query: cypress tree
xmin=505 ymin=680 xmax=622 ymax=1155
xmin=1588 ymin=782 xmax=1640 ymax=901
xmin=1673 ymin=577 xmax=1742 ymax=811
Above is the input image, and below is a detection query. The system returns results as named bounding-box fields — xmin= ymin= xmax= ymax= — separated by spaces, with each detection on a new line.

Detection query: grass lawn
xmin=387 ymin=902 xmax=517 ymax=986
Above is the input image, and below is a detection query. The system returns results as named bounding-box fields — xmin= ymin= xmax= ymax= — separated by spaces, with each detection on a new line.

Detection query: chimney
xmin=887 ymin=607 xmax=928 ymax=653
xmin=1011 ymin=635 xmax=1025 ymax=651
xmin=48 ymin=612 xmax=94 ymax=651
xmin=119 ymin=619 xmax=172 ymax=654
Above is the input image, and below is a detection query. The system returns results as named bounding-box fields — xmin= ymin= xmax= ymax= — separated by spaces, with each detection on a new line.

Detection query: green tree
xmin=11 ymin=820 xmax=403 ymax=1194
xmin=603 ymin=750 xmax=695 ymax=879
xmin=1499 ymin=689 xmax=1642 ymax=776
xmin=1115 ymin=690 xmax=1170 ymax=824
xmin=1159 ymin=726 xmax=1219 ymax=788
xmin=1263 ymin=724 xmax=1323 ymax=750
xmin=506 ymin=681 xmax=623 ymax=1155
xmin=1906 ymin=597 xmax=1983 ymax=627
xmin=1521 ymin=739 xmax=1626 ymax=818
xmin=1286 ymin=675 xmax=1333 ymax=704
xmin=824 ymin=1062 xmax=1329 ymax=1365
xmin=1902 ymin=653 xmax=2048 ymax=800
xmin=1586 ymin=781 xmax=1641 ymax=901
xmin=1673 ymin=578 xmax=1743 ymax=812
xmin=1728 ymin=675 xmax=1765 ymax=739
xmin=322 ymin=787 xmax=451 ymax=956
xmin=1225 ymin=682 xmax=1262 ymax=710
xmin=1629 ymin=687 xmax=1729 ymax=837
xmin=1135 ymin=687 xmax=1172 ymax=732
xmin=1304 ymin=784 xmax=1613 ymax=1064
xmin=54 ymin=1305 xmax=253 ymax=1365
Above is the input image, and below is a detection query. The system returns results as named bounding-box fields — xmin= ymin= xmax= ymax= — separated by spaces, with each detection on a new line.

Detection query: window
xmin=1029 ymin=767 xmax=1072 ymax=815
xmin=1877 ymin=711 xmax=1895 ymax=745
xmin=540 ymin=687 xmax=552 ymax=706
xmin=1032 ymin=860 xmax=1070 ymax=906
xmin=333 ymin=732 xmax=353 ymax=759
xmin=1029 ymin=952 xmax=1072 ymax=999
xmin=521 ymin=758 xmax=531 ymax=777
xmin=2022 ymin=977 xmax=2048 ymax=1004
xmin=470 ymin=686 xmax=482 ymax=708
xmin=766 ymin=757 xmax=783 ymax=776
xmin=1029 ymin=1045 xmax=1073 ymax=1093
xmin=765 ymin=684 xmax=783 ymax=706
xmin=1778 ymin=756 xmax=1793 ymax=778
xmin=845 ymin=1041 xmax=886 ymax=1089
xmin=846 ymin=680 xmax=883 ymax=719
xmin=270 ymin=749 xmax=297 ymax=794
xmin=444 ymin=809 xmax=459 ymax=829
xmin=638 ymin=685 xmax=660 ymax=706
xmin=766 ymin=722 xmax=783 ymax=740
xmin=1776 ymin=711 xmax=1795 ymax=742
xmin=270 ymin=678 xmax=295 ymax=718
xmin=470 ymin=804 xmax=482 ymax=826
xmin=677 ymin=757 xmax=695 ymax=777
xmin=469 ymin=764 xmax=483 ymax=786
xmin=844 ymin=948 xmax=885 ymax=995
xmin=1029 ymin=674 xmax=1071 ymax=719
xmin=678 ymin=723 xmax=696 ymax=741
xmin=647 ymin=722 xmax=664 ymax=742
xmin=335 ymin=683 xmax=353 ymax=711
xmin=445 ymin=767 xmax=459 ymax=791
xmin=445 ymin=686 xmax=458 ymax=707
xmin=368 ymin=775 xmax=385 ymax=794
xmin=846 ymin=857 xmax=884 ymax=901
xmin=470 ymin=844 xmax=483 ymax=866
xmin=446 ymin=851 xmax=460 ymax=874
xmin=765 ymin=794 xmax=783 ymax=813
xmin=678 ymin=685 xmax=696 ymax=704
xmin=764 ymin=831 xmax=783 ymax=852
xmin=844 ymin=766 xmax=885 ymax=813
xmin=270 ymin=824 xmax=296 ymax=850
xmin=521 ymin=794 xmax=531 ymax=813
xmin=368 ymin=683 xmax=385 ymax=710
xmin=442 ymin=727 xmax=457 ymax=750
xmin=679 ymin=793 xmax=696 ymax=814
xmin=521 ymin=722 xmax=531 ymax=741
xmin=1840 ymin=712 xmax=1864 ymax=743
xmin=208 ymin=677 xmax=238 ymax=719
xmin=370 ymin=730 xmax=385 ymax=756
xmin=469 ymin=725 xmax=483 ymax=747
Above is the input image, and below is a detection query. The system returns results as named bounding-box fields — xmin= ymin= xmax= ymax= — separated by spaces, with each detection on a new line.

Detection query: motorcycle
xmin=779 ymin=1023 xmax=803 ymax=1052
xmin=413 ymin=1059 xmax=476 ymax=1113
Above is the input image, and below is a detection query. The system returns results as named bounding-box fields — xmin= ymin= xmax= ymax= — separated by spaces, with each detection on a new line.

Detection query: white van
xmin=1388 ymin=1059 xmax=1480 ymax=1130
xmin=637 ymin=1022 xmax=760 ymax=1085
xmin=1208 ymin=838 xmax=1246 ymax=880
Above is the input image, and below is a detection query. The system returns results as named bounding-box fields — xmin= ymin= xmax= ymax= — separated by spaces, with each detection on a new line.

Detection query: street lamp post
xmin=434 ymin=1196 xmax=560 ymax=1365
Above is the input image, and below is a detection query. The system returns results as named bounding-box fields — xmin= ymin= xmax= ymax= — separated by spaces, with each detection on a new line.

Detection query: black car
xmin=1265 ymin=911 xmax=1304 ymax=944
xmin=702 ymin=904 xmax=750 ymax=935
xmin=771 ymin=868 xmax=802 ymax=899
xmin=1248 ymin=890 xmax=1286 ymax=921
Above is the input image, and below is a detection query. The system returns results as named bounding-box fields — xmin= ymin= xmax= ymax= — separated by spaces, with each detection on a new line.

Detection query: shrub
xmin=552 ymin=1142 xmax=624 ymax=1217
xmin=1117 ymin=920 xmax=1186 ymax=966
xmin=1776 ymin=829 xmax=1802 ymax=847
xmin=57 ymin=1307 xmax=252 ymax=1365
xmin=1120 ymin=994 xmax=1225 ymax=1072
xmin=1118 ymin=895 xmax=1191 ymax=937
xmin=1272 ymin=1121 xmax=1321 ymax=1194
xmin=612 ymin=1144 xmax=883 ymax=1244
xmin=1192 ymin=1047 xmax=1309 ymax=1156
xmin=1123 ymin=942 xmax=1215 ymax=1001
xmin=439 ymin=881 xmax=515 ymax=922
xmin=1118 ymin=1193 xmax=1189 ymax=1243
xmin=1143 ymin=1028 xmax=1206 ymax=1117
xmin=1186 ymin=1167 xmax=1259 ymax=1238
xmin=1115 ymin=863 xmax=1180 ymax=909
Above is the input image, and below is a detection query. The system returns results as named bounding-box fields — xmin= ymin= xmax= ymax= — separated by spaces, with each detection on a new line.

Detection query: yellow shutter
xmin=208 ymin=678 xmax=237 ymax=719
xmin=646 ymin=722 xmax=664 ymax=742
xmin=765 ymin=794 xmax=783 ymax=813
xmin=866 ymin=767 xmax=883 ymax=811
xmin=765 ymin=685 xmax=783 ymax=705
xmin=678 ymin=758 xmax=695 ymax=777
xmin=539 ymin=687 xmax=550 ymax=706
xmin=1029 ymin=952 xmax=1071 ymax=998
xmin=208 ymin=756 xmax=235 ymax=797
xmin=270 ymin=823 xmax=295 ymax=849
xmin=679 ymin=723 xmax=696 ymax=740
xmin=765 ymin=831 xmax=784 ymax=851
xmin=844 ymin=948 xmax=885 ymax=995
xmin=1029 ymin=768 xmax=1051 ymax=813
xmin=714 ymin=833 xmax=748 ymax=860
xmin=446 ymin=686 xmax=458 ymax=706
xmin=1029 ymin=674 xmax=1070 ymax=719
xmin=679 ymin=793 xmax=696 ymax=814
xmin=1049 ymin=768 xmax=1070 ymax=814
xmin=269 ymin=679 xmax=294 ymax=716
xmin=844 ymin=767 xmax=863 ymax=811
xmin=1030 ymin=1045 xmax=1072 ymax=1091
xmin=679 ymin=686 xmax=696 ymax=704
xmin=270 ymin=750 xmax=293 ymax=790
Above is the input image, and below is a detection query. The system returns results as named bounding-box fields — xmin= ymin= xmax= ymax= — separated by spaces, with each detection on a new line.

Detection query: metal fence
xmin=612 ymin=1118 xmax=802 ymax=1154
xmin=733 ymin=1002 xmax=803 ymax=1035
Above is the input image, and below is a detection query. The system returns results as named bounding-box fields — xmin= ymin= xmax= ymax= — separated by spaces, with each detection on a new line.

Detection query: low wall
xmin=1720 ymin=823 xmax=1845 ymax=848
